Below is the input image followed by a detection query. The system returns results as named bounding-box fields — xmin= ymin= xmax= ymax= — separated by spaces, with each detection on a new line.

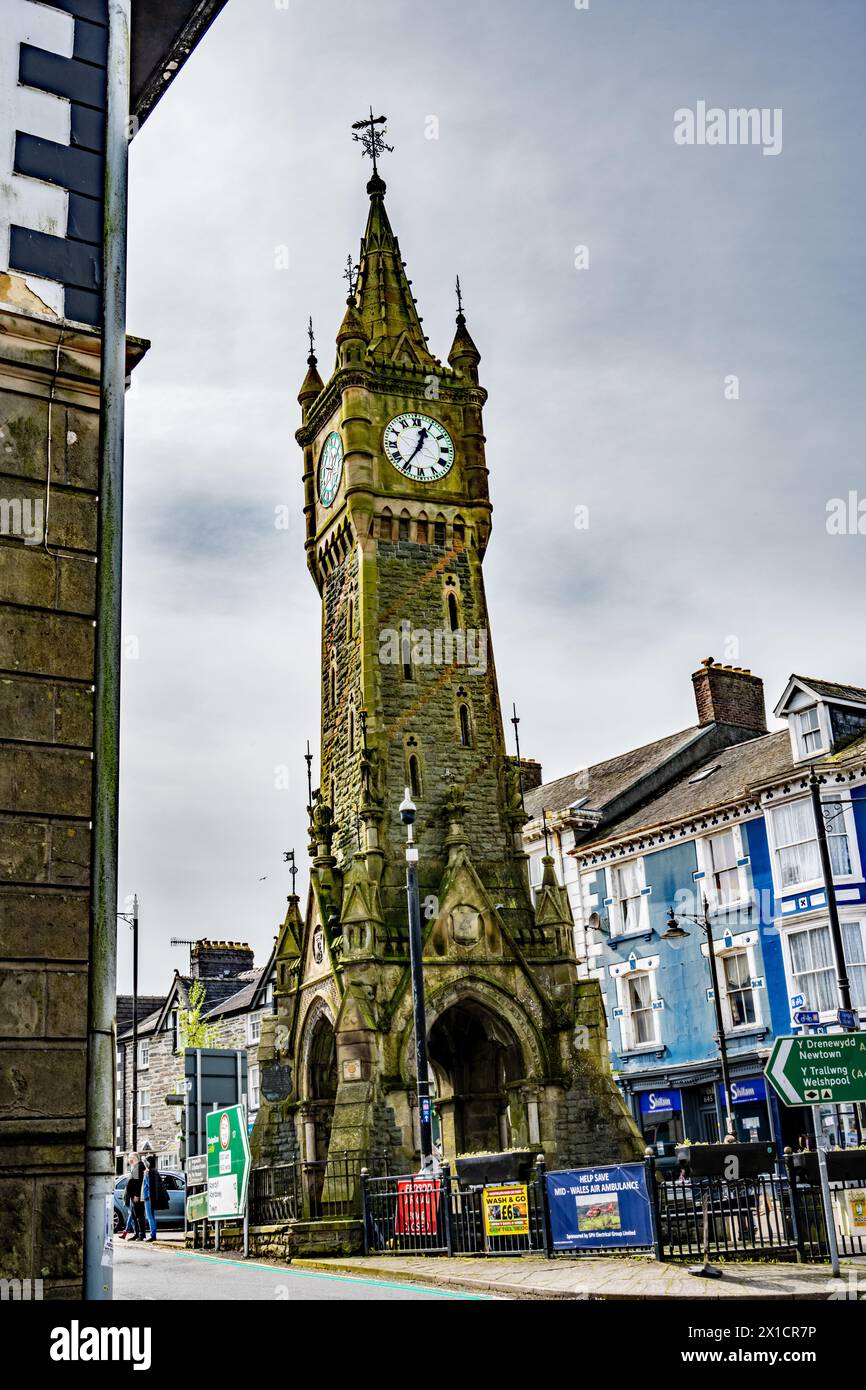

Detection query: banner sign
xmin=718 ymin=1076 xmax=767 ymax=1107
xmin=639 ymin=1088 xmax=681 ymax=1117
xmin=546 ymin=1164 xmax=654 ymax=1251
xmin=394 ymin=1177 xmax=440 ymax=1236
xmin=482 ymin=1183 xmax=529 ymax=1238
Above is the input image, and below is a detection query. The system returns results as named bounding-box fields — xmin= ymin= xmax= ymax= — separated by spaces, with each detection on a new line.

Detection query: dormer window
xmin=796 ymin=706 xmax=825 ymax=757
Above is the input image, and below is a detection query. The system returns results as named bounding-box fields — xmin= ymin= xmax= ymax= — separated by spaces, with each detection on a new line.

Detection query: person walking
xmin=142 ymin=1154 xmax=162 ymax=1242
xmin=124 ymin=1150 xmax=147 ymax=1240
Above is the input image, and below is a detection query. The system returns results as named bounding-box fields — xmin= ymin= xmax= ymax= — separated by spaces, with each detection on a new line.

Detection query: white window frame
xmin=250 ymin=1064 xmax=261 ymax=1111
xmin=766 ymin=794 xmax=860 ymax=897
xmin=248 ymin=1012 xmax=262 ymax=1045
xmin=795 ymin=705 xmax=827 ymax=759
xmin=137 ymin=1039 xmax=149 ymax=1070
xmin=718 ymin=945 xmax=761 ymax=1032
xmin=137 ymin=1088 xmax=151 ymax=1127
xmin=608 ymin=857 xmax=648 ymax=936
xmin=782 ymin=915 xmax=866 ymax=1022
xmin=614 ymin=961 xmax=661 ymax=1052
xmin=697 ymin=825 xmax=750 ymax=912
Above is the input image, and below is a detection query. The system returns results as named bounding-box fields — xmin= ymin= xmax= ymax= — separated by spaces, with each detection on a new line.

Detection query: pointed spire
xmin=448 ymin=275 xmax=481 ymax=381
xmin=351 ymin=170 xmax=439 ymax=368
xmin=298 ymin=315 xmax=324 ymax=406
xmin=337 ymin=254 xmax=369 ymax=363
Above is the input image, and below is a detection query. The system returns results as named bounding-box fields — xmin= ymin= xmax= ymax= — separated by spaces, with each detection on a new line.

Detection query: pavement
xmin=289 ymin=1252 xmax=866 ymax=1301
xmin=111 ymin=1235 xmax=490 ymax=1300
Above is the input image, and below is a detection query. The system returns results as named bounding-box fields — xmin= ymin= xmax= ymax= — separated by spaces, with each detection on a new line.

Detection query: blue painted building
xmin=524 ymin=663 xmax=866 ymax=1152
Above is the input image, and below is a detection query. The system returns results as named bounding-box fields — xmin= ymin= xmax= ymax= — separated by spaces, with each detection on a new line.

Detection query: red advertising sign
xmin=394 ymin=1177 xmax=440 ymax=1236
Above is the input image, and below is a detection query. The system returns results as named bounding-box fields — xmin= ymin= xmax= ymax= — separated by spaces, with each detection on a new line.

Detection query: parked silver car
xmin=113 ymin=1169 xmax=186 ymax=1232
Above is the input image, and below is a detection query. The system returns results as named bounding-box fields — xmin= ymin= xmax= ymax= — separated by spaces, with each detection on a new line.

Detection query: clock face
xmin=383 ymin=413 xmax=455 ymax=483
xmin=317 ymin=431 xmax=344 ymax=508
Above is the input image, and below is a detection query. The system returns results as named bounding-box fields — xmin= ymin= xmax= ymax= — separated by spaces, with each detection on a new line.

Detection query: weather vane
xmin=343 ymin=254 xmax=358 ymax=299
xmin=283 ymin=849 xmax=298 ymax=896
xmin=456 ymin=275 xmax=464 ymax=317
xmin=351 ymin=107 xmax=393 ymax=175
xmin=307 ymin=316 xmax=316 ymax=360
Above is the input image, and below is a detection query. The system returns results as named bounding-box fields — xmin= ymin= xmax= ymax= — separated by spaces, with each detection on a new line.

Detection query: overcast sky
xmin=118 ymin=0 xmax=866 ymax=992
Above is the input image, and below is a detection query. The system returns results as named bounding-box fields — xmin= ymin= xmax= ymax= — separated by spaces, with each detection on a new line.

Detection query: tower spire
xmin=298 ymin=315 xmax=323 ymax=407
xmin=448 ymin=274 xmax=481 ymax=381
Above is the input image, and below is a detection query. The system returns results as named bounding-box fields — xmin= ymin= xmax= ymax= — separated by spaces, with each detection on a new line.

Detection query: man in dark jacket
xmin=123 ymin=1152 xmax=147 ymax=1240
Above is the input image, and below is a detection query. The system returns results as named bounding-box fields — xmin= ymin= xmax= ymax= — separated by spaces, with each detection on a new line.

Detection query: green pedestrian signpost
xmin=765 ymin=1033 xmax=866 ymax=1106
xmin=206 ymin=1104 xmax=252 ymax=1256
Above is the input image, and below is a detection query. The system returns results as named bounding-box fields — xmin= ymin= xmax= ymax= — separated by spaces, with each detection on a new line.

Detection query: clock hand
xmin=404 ymin=428 xmax=428 ymax=465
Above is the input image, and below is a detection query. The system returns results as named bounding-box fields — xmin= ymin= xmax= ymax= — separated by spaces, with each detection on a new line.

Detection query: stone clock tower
xmin=252 ymin=123 xmax=641 ymax=1191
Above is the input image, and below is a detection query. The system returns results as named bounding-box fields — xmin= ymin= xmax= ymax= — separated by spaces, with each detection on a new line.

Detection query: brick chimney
xmin=189 ymin=940 xmax=254 ymax=980
xmin=692 ymin=658 xmax=767 ymax=733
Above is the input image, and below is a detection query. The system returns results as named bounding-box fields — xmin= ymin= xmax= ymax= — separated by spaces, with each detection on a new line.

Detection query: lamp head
xmin=661 ymin=907 xmax=690 ymax=948
xmin=399 ymin=788 xmax=416 ymax=825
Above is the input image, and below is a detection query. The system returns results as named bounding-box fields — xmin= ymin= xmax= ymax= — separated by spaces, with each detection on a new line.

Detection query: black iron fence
xmin=362 ymin=1162 xmax=550 ymax=1256
xmin=359 ymin=1152 xmax=865 ymax=1263
xmin=250 ymin=1150 xmax=386 ymax=1225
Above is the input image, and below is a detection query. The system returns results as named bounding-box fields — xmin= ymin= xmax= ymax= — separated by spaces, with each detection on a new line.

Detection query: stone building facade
xmin=251 ymin=154 xmax=642 ymax=1188
xmin=116 ymin=940 xmax=274 ymax=1168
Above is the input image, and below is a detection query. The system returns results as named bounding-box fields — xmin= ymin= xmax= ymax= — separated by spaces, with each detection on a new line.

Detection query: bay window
xmin=787 ymin=920 xmax=866 ymax=1014
xmin=770 ymin=797 xmax=852 ymax=891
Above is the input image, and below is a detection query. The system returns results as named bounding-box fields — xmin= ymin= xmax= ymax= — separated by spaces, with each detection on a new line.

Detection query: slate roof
xmin=116 ymin=995 xmax=165 ymax=1035
xmin=117 ymin=973 xmax=255 ymax=1042
xmin=791 ymin=676 xmax=866 ymax=705
xmin=584 ymin=730 xmax=796 ymax=845
xmin=203 ymin=968 xmax=267 ymax=1019
xmin=524 ymin=725 xmax=705 ymax=821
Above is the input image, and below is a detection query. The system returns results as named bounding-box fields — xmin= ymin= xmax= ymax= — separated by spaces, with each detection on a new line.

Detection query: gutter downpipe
xmin=83 ymin=0 xmax=131 ymax=1301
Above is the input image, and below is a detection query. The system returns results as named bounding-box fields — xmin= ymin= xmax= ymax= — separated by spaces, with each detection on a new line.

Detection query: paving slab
xmin=290 ymin=1253 xmax=866 ymax=1301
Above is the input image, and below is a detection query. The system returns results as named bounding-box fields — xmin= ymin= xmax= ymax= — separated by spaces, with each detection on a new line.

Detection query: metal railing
xmin=250 ymin=1150 xmax=390 ymax=1226
xmin=362 ymin=1160 xmax=551 ymax=1257
xmin=655 ymin=1172 xmax=797 ymax=1260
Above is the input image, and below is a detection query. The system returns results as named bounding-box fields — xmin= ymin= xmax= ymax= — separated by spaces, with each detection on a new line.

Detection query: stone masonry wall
xmin=0 ymin=312 xmax=148 ymax=1296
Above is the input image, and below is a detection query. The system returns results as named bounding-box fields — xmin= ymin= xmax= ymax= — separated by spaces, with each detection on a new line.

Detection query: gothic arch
xmin=399 ymin=975 xmax=548 ymax=1085
xmin=297 ymin=994 xmax=337 ymax=1103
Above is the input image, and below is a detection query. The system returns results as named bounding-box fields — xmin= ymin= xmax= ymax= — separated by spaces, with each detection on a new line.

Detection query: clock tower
xmin=252 ymin=121 xmax=641 ymax=1193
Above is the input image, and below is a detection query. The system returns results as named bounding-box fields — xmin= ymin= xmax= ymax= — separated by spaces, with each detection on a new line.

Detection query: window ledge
xmin=607 ymin=928 xmax=655 ymax=947
xmin=619 ymin=1045 xmax=667 ymax=1058
xmin=724 ymin=1026 xmax=769 ymax=1041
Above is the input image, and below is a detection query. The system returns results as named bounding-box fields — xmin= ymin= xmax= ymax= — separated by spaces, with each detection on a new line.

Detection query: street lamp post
xmin=662 ymin=896 xmax=736 ymax=1140
xmin=118 ymin=895 xmax=139 ymax=1151
xmin=808 ymin=768 xmax=854 ymax=1021
xmin=400 ymin=789 xmax=434 ymax=1171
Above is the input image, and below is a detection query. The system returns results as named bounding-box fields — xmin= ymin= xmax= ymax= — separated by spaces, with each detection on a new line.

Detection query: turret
xmin=448 ymin=279 xmax=481 ymax=384
xmin=298 ymin=317 xmax=324 ymax=419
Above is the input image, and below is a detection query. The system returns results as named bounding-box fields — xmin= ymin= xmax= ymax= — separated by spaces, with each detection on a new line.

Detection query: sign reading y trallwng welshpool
xmin=206 ymin=1105 xmax=251 ymax=1219
xmin=765 ymin=1033 xmax=866 ymax=1106
xmin=546 ymin=1164 xmax=654 ymax=1251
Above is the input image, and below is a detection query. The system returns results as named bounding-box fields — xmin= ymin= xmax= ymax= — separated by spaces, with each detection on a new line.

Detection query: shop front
xmin=637 ymin=1088 xmax=684 ymax=1148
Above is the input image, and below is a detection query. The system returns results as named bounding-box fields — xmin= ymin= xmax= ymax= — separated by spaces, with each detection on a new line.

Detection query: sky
xmin=118 ymin=0 xmax=866 ymax=992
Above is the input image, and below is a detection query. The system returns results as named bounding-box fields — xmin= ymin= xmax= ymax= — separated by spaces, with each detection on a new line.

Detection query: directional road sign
xmin=206 ymin=1104 xmax=251 ymax=1219
xmin=765 ymin=1033 xmax=866 ymax=1106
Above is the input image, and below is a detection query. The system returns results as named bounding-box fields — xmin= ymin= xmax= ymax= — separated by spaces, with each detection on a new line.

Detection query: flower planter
xmin=454 ymin=1150 xmax=536 ymax=1186
xmin=676 ymin=1142 xmax=776 ymax=1178
xmin=791 ymin=1150 xmax=866 ymax=1184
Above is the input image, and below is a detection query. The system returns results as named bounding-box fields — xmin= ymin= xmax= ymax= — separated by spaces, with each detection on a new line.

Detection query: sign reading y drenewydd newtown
xmin=765 ymin=1033 xmax=866 ymax=1106
xmin=206 ymin=1105 xmax=251 ymax=1219
xmin=546 ymin=1164 xmax=654 ymax=1252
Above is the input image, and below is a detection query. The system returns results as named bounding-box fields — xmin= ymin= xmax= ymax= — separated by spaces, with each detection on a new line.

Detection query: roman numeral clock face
xmin=384 ymin=413 xmax=455 ymax=483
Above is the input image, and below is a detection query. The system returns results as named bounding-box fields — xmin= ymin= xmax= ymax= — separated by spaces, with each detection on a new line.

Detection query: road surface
xmin=113 ymin=1238 xmax=486 ymax=1301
